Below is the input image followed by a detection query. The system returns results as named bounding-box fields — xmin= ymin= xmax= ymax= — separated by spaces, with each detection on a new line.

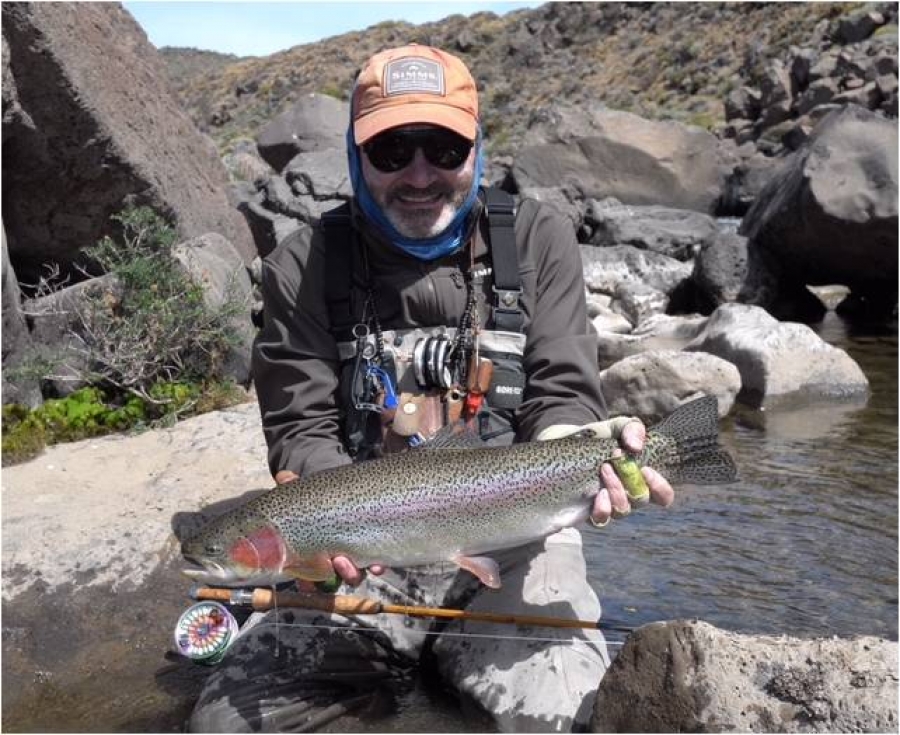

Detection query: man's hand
xmin=536 ymin=418 xmax=675 ymax=526
xmin=591 ymin=420 xmax=674 ymax=526
xmin=275 ymin=469 xmax=385 ymax=587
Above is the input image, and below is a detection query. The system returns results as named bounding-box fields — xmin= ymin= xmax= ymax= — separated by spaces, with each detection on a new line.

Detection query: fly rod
xmin=190 ymin=585 xmax=634 ymax=633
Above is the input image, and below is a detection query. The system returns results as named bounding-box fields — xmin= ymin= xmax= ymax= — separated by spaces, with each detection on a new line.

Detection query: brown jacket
xmin=252 ymin=196 xmax=608 ymax=479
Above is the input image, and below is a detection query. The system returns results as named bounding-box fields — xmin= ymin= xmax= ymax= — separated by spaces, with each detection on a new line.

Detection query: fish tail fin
xmin=648 ymin=395 xmax=739 ymax=485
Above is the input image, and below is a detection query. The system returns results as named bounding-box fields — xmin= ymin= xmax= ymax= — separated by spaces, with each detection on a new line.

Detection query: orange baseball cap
xmin=352 ymin=44 xmax=479 ymax=145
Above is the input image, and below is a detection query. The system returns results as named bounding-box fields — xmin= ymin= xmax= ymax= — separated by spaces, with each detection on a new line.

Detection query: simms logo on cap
xmin=384 ymin=58 xmax=445 ymax=96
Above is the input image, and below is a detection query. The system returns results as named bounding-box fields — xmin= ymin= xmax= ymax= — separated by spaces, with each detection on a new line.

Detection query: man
xmin=189 ymin=44 xmax=673 ymax=733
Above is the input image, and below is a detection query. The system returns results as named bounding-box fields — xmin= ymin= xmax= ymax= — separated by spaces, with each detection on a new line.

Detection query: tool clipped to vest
xmin=464 ymin=355 xmax=494 ymax=419
xmin=322 ymin=187 xmax=526 ymax=457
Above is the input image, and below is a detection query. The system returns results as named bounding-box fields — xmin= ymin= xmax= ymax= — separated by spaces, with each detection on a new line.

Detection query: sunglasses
xmin=363 ymin=128 xmax=474 ymax=173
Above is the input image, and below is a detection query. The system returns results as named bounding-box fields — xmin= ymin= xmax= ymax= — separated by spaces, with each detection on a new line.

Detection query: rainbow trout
xmin=182 ymin=396 xmax=737 ymax=589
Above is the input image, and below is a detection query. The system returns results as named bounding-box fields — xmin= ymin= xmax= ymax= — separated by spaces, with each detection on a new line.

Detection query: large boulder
xmin=591 ymin=620 xmax=898 ymax=733
xmin=1 ymin=3 xmax=254 ymax=284
xmin=2 ymin=401 xmax=271 ymax=731
xmin=255 ymin=93 xmax=348 ymax=173
xmin=599 ymin=350 xmax=741 ymax=422
xmin=595 ymin=313 xmax=709 ymax=369
xmin=172 ymin=234 xmax=256 ymax=385
xmin=685 ymin=303 xmax=869 ymax=407
xmin=1 ymin=228 xmax=40 ymax=407
xmin=740 ymin=106 xmax=898 ymax=318
xmin=584 ymin=199 xmax=720 ymax=261
xmin=512 ymin=106 xmax=729 ymax=214
xmin=692 ymin=229 xmax=825 ymax=321
xmin=580 ymin=245 xmax=693 ymax=300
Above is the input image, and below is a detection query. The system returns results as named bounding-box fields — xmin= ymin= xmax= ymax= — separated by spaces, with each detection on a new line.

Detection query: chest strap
xmin=321 ymin=202 xmax=359 ymax=343
xmin=482 ymin=187 xmax=524 ymax=333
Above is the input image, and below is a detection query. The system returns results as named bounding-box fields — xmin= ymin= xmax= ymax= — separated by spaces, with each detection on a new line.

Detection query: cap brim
xmin=354 ymin=103 xmax=477 ymax=144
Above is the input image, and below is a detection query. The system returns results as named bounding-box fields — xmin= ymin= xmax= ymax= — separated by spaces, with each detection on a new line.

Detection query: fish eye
xmin=205 ymin=543 xmax=224 ymax=556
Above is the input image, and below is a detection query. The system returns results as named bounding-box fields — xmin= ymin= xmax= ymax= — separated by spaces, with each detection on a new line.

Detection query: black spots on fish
xmin=645 ymin=396 xmax=739 ymax=485
xmin=650 ymin=395 xmax=720 ymax=443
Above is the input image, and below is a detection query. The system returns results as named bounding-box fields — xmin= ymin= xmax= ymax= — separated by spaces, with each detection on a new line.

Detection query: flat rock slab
xmin=591 ymin=619 xmax=898 ymax=733
xmin=3 ymin=401 xmax=270 ymax=599
xmin=2 ymin=400 xmax=272 ymax=731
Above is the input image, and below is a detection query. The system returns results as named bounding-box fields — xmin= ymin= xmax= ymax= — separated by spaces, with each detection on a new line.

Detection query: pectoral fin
xmin=284 ymin=552 xmax=334 ymax=582
xmin=452 ymin=553 xmax=501 ymax=589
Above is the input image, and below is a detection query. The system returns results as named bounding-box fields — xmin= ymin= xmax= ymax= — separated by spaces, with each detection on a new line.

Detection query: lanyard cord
xmin=357 ymin=228 xmax=479 ymax=386
xmin=357 ymin=231 xmax=385 ymax=363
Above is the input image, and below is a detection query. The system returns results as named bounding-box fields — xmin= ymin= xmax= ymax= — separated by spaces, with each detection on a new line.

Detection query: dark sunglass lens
xmin=364 ymin=134 xmax=415 ymax=172
xmin=364 ymin=129 xmax=473 ymax=172
xmin=424 ymin=132 xmax=472 ymax=169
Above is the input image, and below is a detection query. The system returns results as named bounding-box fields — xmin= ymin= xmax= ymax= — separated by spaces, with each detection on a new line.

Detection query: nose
xmin=398 ymin=148 xmax=437 ymax=187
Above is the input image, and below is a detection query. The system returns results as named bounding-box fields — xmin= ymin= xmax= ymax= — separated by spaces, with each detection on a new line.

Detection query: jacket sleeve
xmin=251 ymin=227 xmax=352 ymax=479
xmin=514 ymin=200 xmax=609 ymax=440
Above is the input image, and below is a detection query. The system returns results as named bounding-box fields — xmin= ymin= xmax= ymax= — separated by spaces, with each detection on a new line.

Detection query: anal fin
xmin=452 ymin=554 xmax=501 ymax=589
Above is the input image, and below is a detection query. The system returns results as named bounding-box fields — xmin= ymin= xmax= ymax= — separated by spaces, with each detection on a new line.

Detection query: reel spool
xmin=174 ymin=601 xmax=239 ymax=665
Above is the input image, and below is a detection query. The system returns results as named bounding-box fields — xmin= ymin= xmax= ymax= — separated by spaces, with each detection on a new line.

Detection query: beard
xmin=378 ymin=178 xmax=473 ymax=239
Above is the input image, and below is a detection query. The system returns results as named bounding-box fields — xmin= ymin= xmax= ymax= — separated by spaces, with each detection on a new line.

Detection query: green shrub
xmin=3 ymin=204 xmax=251 ymax=464
xmin=73 ymin=205 xmax=245 ymax=401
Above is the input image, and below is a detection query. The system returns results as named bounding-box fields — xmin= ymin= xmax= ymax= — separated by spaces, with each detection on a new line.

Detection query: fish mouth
xmin=181 ymin=556 xmax=245 ymax=586
xmin=181 ymin=556 xmax=288 ymax=588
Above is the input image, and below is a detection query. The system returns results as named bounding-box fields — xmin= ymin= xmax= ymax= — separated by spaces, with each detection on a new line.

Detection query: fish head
xmin=180 ymin=510 xmax=295 ymax=587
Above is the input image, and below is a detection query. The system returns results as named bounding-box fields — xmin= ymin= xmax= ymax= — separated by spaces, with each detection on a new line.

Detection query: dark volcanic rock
xmin=591 ymin=620 xmax=898 ymax=733
xmin=584 ymin=199 xmax=719 ymax=261
xmin=512 ymin=106 xmax=729 ymax=214
xmin=1 ymin=2 xmax=254 ymax=283
xmin=740 ymin=105 xmax=898 ymax=318
xmin=1 ymin=228 xmax=40 ymax=407
xmin=255 ymin=93 xmax=348 ymax=172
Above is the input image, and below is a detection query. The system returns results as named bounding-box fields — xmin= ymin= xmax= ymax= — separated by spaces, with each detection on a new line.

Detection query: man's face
xmin=360 ymin=125 xmax=476 ymax=240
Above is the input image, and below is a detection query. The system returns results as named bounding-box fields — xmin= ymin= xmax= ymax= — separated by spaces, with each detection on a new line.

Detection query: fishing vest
xmin=321 ymin=187 xmax=527 ymax=459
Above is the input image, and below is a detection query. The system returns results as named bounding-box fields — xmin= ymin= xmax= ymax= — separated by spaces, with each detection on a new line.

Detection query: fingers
xmin=274 ymin=470 xmax=299 ymax=485
xmin=618 ymin=420 xmax=646 ymax=454
xmin=591 ymin=461 xmax=632 ymax=526
xmin=332 ymin=555 xmax=364 ymax=586
xmin=331 ymin=556 xmax=386 ymax=587
xmin=644 ymin=466 xmax=675 ymax=507
xmin=590 ymin=486 xmax=612 ymax=526
xmin=590 ymin=455 xmax=675 ymax=527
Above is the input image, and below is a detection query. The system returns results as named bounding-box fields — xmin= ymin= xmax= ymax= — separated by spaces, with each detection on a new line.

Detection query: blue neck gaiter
xmin=347 ymin=125 xmax=484 ymax=262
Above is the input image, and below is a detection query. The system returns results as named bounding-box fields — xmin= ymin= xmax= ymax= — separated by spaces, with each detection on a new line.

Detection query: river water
xmin=334 ymin=311 xmax=899 ymax=732
xmin=587 ymin=312 xmax=898 ymax=645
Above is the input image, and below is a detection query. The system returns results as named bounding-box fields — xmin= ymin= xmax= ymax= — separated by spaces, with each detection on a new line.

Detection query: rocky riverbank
xmin=1 ymin=2 xmax=897 ymax=732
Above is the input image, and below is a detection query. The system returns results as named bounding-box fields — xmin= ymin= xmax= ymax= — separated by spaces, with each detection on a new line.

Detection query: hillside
xmin=155 ymin=2 xmax=872 ymax=155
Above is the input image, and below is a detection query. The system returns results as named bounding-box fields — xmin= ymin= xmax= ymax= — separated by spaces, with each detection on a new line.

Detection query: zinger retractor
xmin=413 ymin=335 xmax=455 ymax=390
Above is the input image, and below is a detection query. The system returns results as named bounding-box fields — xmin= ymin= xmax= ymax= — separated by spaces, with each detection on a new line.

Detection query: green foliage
xmin=74 ymin=204 xmax=245 ymax=398
xmin=1 ymin=380 xmax=245 ymax=466
xmin=2 ymin=405 xmax=47 ymax=466
xmin=4 ymin=204 xmax=251 ymax=463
